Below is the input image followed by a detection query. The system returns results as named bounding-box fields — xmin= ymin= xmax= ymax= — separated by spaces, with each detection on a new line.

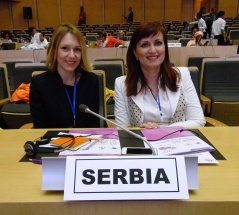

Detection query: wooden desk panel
xmin=87 ymin=48 xmax=128 ymax=64
xmin=1 ymin=127 xmax=239 ymax=214
xmin=0 ymin=50 xmax=34 ymax=63
xmin=0 ymin=46 xmax=237 ymax=67
xmin=177 ymin=45 xmax=238 ymax=66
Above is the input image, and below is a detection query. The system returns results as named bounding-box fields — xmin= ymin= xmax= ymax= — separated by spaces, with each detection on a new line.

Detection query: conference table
xmin=0 ymin=127 xmax=239 ymax=215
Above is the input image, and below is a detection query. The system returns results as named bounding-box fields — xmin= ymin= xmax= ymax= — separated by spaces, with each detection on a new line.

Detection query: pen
xmin=29 ymin=158 xmax=42 ymax=165
xmin=89 ymin=137 xmax=102 ymax=141
xmin=83 ymin=140 xmax=98 ymax=150
xmin=76 ymin=136 xmax=102 ymax=141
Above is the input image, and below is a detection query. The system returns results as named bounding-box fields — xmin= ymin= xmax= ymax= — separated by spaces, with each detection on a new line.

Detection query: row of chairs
xmin=1 ymin=28 xmax=54 ymax=38
xmin=1 ymin=56 xmax=239 ymax=128
xmin=0 ymin=64 xmax=110 ymax=129
xmin=187 ymin=57 xmax=239 ymax=126
xmin=0 ymin=59 xmax=126 ymax=128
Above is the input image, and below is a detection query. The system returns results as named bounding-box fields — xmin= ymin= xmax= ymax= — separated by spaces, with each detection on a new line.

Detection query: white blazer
xmin=114 ymin=67 xmax=205 ymax=128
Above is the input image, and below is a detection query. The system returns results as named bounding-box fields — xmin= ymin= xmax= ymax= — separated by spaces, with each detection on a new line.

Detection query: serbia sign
xmin=64 ymin=156 xmax=189 ymax=200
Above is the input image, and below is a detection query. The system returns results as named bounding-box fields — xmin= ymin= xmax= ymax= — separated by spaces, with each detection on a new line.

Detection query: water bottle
xmin=209 ymin=37 xmax=213 ymax=46
xmin=206 ymin=33 xmax=209 ymax=39
xmin=100 ymin=40 xmax=103 ymax=48
xmin=24 ymin=42 xmax=28 ymax=50
xmin=20 ymin=36 xmax=24 ymax=43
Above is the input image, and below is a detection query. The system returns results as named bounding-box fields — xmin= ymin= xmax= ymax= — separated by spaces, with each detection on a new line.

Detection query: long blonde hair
xmin=46 ymin=23 xmax=92 ymax=72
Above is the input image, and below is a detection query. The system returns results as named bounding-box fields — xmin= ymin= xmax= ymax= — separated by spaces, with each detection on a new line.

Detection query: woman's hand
xmin=139 ymin=122 xmax=160 ymax=129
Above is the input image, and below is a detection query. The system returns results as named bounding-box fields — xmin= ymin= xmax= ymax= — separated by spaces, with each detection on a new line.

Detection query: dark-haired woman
xmin=114 ymin=22 xmax=205 ymax=129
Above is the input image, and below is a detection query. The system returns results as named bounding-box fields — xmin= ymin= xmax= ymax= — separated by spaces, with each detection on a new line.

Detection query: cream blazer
xmin=114 ymin=67 xmax=205 ymax=128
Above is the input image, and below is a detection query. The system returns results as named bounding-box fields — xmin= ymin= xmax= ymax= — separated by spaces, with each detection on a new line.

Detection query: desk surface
xmin=1 ymin=127 xmax=239 ymax=215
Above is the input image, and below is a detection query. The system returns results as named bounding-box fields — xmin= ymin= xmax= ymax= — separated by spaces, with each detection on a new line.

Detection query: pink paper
xmin=141 ymin=126 xmax=194 ymax=141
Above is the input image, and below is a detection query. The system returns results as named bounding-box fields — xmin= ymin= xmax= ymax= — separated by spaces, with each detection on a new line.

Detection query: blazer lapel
xmin=166 ymin=86 xmax=181 ymax=116
xmin=131 ymin=93 xmax=144 ymax=113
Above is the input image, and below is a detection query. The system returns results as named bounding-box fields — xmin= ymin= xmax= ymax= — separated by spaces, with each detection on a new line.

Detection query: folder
xmin=50 ymin=136 xmax=91 ymax=151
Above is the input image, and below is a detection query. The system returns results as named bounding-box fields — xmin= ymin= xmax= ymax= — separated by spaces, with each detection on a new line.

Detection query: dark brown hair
xmin=125 ymin=21 xmax=179 ymax=96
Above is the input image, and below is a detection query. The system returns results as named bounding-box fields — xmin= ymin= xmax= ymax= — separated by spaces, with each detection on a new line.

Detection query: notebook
xmin=50 ymin=136 xmax=91 ymax=151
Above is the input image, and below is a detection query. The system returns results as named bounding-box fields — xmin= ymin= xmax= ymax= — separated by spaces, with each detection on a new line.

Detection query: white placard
xmin=64 ymin=156 xmax=189 ymax=201
xmin=168 ymin=43 xmax=182 ymax=47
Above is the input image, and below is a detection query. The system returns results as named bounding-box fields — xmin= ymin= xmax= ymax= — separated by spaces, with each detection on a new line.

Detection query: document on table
xmin=39 ymin=131 xmax=121 ymax=156
xmin=59 ymin=138 xmax=121 ymax=156
xmin=145 ymin=135 xmax=214 ymax=156
xmin=141 ymin=126 xmax=218 ymax=164
xmin=143 ymin=135 xmax=217 ymax=164
xmin=193 ymin=151 xmax=219 ymax=164
xmin=57 ymin=132 xmax=121 ymax=156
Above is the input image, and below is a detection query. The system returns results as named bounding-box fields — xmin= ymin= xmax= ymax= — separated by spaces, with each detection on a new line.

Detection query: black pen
xmin=29 ymin=158 xmax=42 ymax=165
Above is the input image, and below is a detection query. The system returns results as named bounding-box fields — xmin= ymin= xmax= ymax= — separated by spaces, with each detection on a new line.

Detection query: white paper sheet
xmin=145 ymin=136 xmax=215 ymax=156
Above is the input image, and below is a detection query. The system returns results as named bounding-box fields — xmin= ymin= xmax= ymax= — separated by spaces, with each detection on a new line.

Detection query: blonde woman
xmin=30 ymin=23 xmax=99 ymax=128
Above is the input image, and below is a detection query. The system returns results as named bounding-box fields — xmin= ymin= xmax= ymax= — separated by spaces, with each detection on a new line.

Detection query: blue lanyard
xmin=64 ymin=81 xmax=77 ymax=126
xmin=151 ymin=92 xmax=163 ymax=116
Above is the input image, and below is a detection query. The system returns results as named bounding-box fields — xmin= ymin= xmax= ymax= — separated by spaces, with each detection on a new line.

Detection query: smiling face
xmin=57 ymin=33 xmax=82 ymax=74
xmin=133 ymin=32 xmax=165 ymax=73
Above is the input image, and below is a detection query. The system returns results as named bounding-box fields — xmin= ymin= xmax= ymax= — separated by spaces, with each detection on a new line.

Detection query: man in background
xmin=212 ymin=11 xmax=226 ymax=45
xmin=78 ymin=6 xmax=86 ymax=26
xmin=122 ymin=7 xmax=134 ymax=23
xmin=206 ymin=8 xmax=217 ymax=38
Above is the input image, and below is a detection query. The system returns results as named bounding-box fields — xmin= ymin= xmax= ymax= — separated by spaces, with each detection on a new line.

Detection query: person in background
xmin=118 ymin=31 xmax=128 ymax=41
xmin=39 ymin=33 xmax=49 ymax=48
xmin=122 ymin=7 xmax=134 ymax=23
xmin=186 ymin=31 xmax=204 ymax=46
xmin=190 ymin=13 xmax=207 ymax=38
xmin=30 ymin=23 xmax=100 ymax=128
xmin=182 ymin=21 xmax=191 ymax=31
xmin=206 ymin=7 xmax=217 ymax=38
xmin=4 ymin=33 xmax=12 ymax=42
xmin=114 ymin=22 xmax=205 ymax=129
xmin=190 ymin=26 xmax=199 ymax=37
xmin=78 ymin=6 xmax=86 ymax=26
xmin=210 ymin=7 xmax=217 ymax=21
xmin=167 ymin=23 xmax=177 ymax=33
xmin=28 ymin=27 xmax=37 ymax=43
xmin=212 ymin=11 xmax=227 ymax=45
xmin=27 ymin=33 xmax=49 ymax=49
xmin=181 ymin=21 xmax=192 ymax=38
xmin=97 ymin=31 xmax=124 ymax=48
xmin=195 ymin=6 xmax=206 ymax=20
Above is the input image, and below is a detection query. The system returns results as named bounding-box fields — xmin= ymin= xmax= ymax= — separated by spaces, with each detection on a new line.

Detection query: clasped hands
xmin=139 ymin=122 xmax=160 ymax=129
